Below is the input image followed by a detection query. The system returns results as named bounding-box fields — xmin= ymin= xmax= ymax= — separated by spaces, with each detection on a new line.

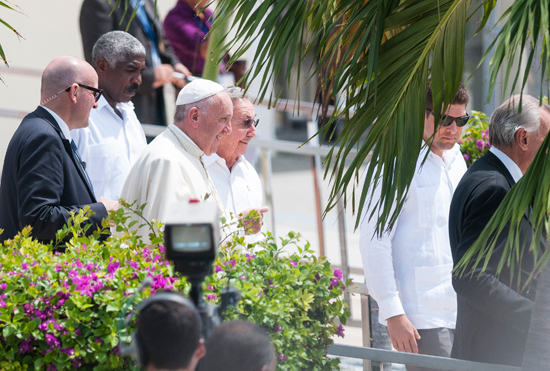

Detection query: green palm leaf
xmin=325 ymin=0 xmax=472 ymax=235
xmin=211 ymin=0 xmax=478 ymax=237
xmin=0 ymin=0 xmax=24 ymax=74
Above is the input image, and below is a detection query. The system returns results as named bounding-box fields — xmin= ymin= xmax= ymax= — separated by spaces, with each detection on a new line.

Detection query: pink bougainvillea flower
xmin=45 ymin=333 xmax=60 ymax=348
xmin=107 ymin=261 xmax=120 ymax=274
xmin=278 ymin=354 xmax=286 ymax=362
xmin=336 ymin=324 xmax=345 ymax=338
xmin=72 ymin=359 xmax=82 ymax=369
xmin=18 ymin=338 xmax=33 ymax=354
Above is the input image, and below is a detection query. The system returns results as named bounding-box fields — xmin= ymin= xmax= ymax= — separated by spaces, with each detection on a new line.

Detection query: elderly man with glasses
xmin=203 ymin=85 xmax=268 ymax=241
xmin=0 ymin=56 xmax=119 ymax=245
xmin=359 ymin=83 xmax=469 ymax=370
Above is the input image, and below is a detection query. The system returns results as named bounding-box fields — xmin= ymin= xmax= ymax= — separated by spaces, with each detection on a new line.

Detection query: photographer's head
xmin=137 ymin=294 xmax=205 ymax=371
xmin=197 ymin=321 xmax=276 ymax=371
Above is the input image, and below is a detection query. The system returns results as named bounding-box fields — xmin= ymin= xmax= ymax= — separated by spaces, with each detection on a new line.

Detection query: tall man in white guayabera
xmin=449 ymin=96 xmax=550 ymax=367
xmin=360 ymin=84 xmax=469 ymax=370
xmin=72 ymin=31 xmax=148 ymax=201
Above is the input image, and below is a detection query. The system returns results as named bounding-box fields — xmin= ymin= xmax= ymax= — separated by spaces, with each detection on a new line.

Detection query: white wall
xmin=0 ymin=0 xmax=179 ymax=167
xmin=0 ymin=0 xmax=277 ymax=171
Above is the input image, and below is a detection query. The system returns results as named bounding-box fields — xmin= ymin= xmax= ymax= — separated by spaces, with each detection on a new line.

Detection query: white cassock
xmin=120 ymin=124 xmax=226 ymax=242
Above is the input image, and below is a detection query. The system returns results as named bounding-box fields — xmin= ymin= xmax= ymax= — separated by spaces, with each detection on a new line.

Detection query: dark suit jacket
xmin=449 ymin=151 xmax=542 ymax=366
xmin=0 ymin=107 xmax=108 ymax=245
xmin=79 ymin=0 xmax=181 ymax=126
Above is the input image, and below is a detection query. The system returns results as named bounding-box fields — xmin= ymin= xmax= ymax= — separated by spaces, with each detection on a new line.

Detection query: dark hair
xmin=197 ymin=321 xmax=276 ymax=371
xmin=137 ymin=299 xmax=201 ymax=369
xmin=426 ymin=82 xmax=469 ymax=112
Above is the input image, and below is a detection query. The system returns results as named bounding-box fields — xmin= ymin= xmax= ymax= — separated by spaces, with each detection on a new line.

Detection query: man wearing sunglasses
xmin=0 ymin=56 xmax=119 ymax=244
xmin=203 ymin=85 xmax=268 ymax=242
xmin=72 ymin=31 xmax=148 ymax=202
xmin=360 ymin=83 xmax=469 ymax=369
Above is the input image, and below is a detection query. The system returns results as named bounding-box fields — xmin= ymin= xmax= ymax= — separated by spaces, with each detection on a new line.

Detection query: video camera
xmin=163 ymin=201 xmax=241 ymax=339
xmin=119 ymin=201 xmax=241 ymax=365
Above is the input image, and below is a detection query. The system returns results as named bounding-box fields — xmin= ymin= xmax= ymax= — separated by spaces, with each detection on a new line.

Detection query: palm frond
xmin=482 ymin=0 xmax=550 ymax=102
xmin=212 ymin=0 xmax=478 ymax=237
xmin=325 ymin=0 xmax=472 ymax=235
xmin=0 ymin=0 xmax=24 ymax=70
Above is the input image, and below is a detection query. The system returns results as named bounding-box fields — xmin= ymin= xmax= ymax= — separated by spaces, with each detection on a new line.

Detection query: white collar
xmin=168 ymin=124 xmax=204 ymax=157
xmin=490 ymin=146 xmax=523 ymax=183
xmin=41 ymin=105 xmax=72 ymax=142
xmin=96 ymin=95 xmax=135 ymax=111
xmin=202 ymin=152 xmax=221 ymax=167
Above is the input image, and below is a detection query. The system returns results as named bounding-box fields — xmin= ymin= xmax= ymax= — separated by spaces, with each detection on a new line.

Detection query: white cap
xmin=175 ymin=79 xmax=225 ymax=106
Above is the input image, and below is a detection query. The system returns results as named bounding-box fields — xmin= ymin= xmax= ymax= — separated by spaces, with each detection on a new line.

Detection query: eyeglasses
xmin=425 ymin=109 xmax=470 ymax=127
xmin=68 ymin=83 xmax=103 ymax=102
xmin=232 ymin=118 xmax=259 ymax=129
xmin=41 ymin=83 xmax=104 ymax=106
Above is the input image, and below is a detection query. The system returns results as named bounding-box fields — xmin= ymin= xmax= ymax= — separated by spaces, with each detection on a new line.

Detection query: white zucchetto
xmin=175 ymin=79 xmax=225 ymax=106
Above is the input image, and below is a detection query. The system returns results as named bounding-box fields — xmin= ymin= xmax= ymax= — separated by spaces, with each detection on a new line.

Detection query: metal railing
xmin=327 ymin=344 xmax=521 ymax=371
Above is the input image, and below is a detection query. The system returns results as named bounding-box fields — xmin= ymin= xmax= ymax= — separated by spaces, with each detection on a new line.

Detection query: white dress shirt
xmin=121 ymin=124 xmax=226 ymax=243
xmin=359 ymin=143 xmax=467 ymax=329
xmin=72 ymin=96 xmax=147 ymax=200
xmin=41 ymin=106 xmax=72 ymax=141
xmin=489 ymin=146 xmax=523 ymax=182
xmin=204 ymin=153 xmax=264 ymax=242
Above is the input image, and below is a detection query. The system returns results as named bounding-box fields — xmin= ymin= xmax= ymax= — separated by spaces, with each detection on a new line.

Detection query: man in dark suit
xmin=80 ymin=0 xmax=191 ymax=126
xmin=0 ymin=56 xmax=119 ymax=245
xmin=449 ymin=95 xmax=550 ymax=366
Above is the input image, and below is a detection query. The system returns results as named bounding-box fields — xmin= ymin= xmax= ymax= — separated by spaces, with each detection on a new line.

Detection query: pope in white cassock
xmin=120 ymin=80 xmax=233 ymax=241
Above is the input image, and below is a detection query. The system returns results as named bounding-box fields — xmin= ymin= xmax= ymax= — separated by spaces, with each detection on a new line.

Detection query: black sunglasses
xmin=232 ymin=118 xmax=259 ymax=129
xmin=66 ymin=83 xmax=103 ymax=102
xmin=426 ymin=109 xmax=470 ymax=127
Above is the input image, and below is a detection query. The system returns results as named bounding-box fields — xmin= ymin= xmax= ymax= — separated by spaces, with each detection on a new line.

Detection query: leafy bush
xmin=0 ymin=206 xmax=350 ymax=371
xmin=207 ymin=232 xmax=351 ymax=370
xmin=459 ymin=110 xmax=490 ymax=166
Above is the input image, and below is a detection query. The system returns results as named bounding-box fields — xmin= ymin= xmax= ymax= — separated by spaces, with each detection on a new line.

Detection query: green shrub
xmin=0 ymin=206 xmax=350 ymax=371
xmin=459 ymin=110 xmax=490 ymax=166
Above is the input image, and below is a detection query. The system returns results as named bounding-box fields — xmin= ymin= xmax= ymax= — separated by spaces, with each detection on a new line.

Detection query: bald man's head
xmin=40 ymin=56 xmax=97 ymax=102
xmin=40 ymin=56 xmax=99 ymax=130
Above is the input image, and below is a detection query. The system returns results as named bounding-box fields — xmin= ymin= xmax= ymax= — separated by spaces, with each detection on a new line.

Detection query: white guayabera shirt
xmin=72 ymin=96 xmax=147 ymax=200
xmin=359 ymin=143 xmax=467 ymax=329
xmin=204 ymin=153 xmax=264 ymax=243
